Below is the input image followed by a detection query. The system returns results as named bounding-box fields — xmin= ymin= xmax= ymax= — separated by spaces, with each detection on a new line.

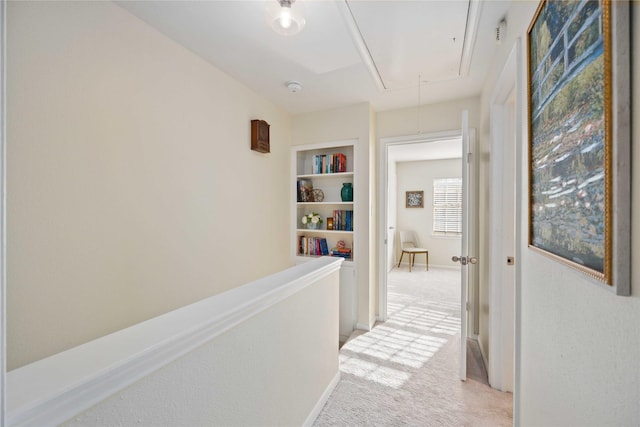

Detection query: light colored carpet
xmin=314 ymin=267 xmax=512 ymax=426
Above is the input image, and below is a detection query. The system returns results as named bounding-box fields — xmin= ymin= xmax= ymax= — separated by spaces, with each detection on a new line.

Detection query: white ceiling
xmin=117 ymin=0 xmax=510 ymax=114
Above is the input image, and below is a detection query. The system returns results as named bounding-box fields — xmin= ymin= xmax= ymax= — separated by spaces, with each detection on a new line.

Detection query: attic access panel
xmin=346 ymin=0 xmax=470 ymax=90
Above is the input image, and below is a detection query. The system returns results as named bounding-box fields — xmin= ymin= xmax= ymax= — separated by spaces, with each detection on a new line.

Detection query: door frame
xmin=377 ymin=129 xmax=477 ymax=333
xmin=488 ymin=39 xmax=522 ymax=393
xmin=1 ymin=1 xmax=7 ymax=424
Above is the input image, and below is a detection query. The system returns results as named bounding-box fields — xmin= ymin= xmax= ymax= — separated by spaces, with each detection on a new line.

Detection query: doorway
xmin=378 ymin=129 xmax=479 ymax=381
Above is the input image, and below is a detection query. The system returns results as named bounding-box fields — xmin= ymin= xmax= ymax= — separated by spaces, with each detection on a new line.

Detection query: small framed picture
xmin=406 ymin=191 xmax=424 ymax=208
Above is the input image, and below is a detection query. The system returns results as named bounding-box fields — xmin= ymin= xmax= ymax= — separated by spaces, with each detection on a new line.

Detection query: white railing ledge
xmin=7 ymin=256 xmax=343 ymax=427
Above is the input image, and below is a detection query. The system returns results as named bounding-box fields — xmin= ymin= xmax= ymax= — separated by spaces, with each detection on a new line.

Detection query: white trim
xmin=355 ymin=322 xmax=372 ymax=332
xmin=290 ymin=139 xmax=358 ymax=154
xmin=513 ymin=34 xmax=526 ymax=425
xmin=302 ymin=371 xmax=340 ymax=427
xmin=488 ymin=39 xmax=520 ymax=394
xmin=7 ymin=257 xmax=343 ymax=427
xmin=380 ymin=130 xmax=461 ymax=146
xmin=378 ymin=131 xmax=461 ymax=323
xmin=378 ymin=130 xmax=476 ymax=330
xmin=335 ymin=1 xmax=385 ymax=91
xmin=377 ymin=139 xmax=389 ymax=322
xmin=1 ymin=1 xmax=6 ymax=425
xmin=477 ymin=333 xmax=489 ymax=373
xmin=459 ymin=0 xmax=482 ymax=77
xmin=487 ymin=38 xmax=524 ymax=401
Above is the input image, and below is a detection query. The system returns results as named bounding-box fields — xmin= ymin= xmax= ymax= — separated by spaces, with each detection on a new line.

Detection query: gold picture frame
xmin=527 ymin=0 xmax=630 ymax=294
xmin=406 ymin=191 xmax=424 ymax=208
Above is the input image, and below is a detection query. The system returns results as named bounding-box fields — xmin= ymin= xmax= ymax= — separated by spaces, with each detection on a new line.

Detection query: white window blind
xmin=433 ymin=177 xmax=462 ymax=235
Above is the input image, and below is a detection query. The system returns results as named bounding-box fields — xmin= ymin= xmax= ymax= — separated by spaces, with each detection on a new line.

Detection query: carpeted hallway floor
xmin=314 ymin=266 xmax=512 ymax=426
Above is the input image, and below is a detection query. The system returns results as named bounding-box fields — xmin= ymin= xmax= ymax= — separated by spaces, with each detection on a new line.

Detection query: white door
xmin=386 ymin=164 xmax=397 ymax=271
xmin=453 ymin=110 xmax=474 ymax=381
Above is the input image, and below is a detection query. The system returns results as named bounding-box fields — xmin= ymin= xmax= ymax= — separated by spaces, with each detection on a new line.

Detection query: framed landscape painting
xmin=527 ymin=0 xmax=630 ymax=294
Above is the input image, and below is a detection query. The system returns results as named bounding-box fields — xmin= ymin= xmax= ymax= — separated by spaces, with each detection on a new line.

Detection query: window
xmin=433 ymin=178 xmax=462 ymax=235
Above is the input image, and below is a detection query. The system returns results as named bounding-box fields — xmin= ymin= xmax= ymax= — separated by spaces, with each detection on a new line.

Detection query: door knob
xmin=452 ymin=256 xmax=477 ymax=265
xmin=452 ymin=256 xmax=467 ymax=265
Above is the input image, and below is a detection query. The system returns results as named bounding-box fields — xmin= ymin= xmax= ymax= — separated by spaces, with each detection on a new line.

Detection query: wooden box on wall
xmin=251 ymin=120 xmax=270 ymax=153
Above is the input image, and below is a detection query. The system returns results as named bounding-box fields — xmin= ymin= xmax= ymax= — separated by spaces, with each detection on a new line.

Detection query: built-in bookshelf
xmin=293 ymin=142 xmax=355 ymax=263
xmin=292 ymin=140 xmax=357 ymax=341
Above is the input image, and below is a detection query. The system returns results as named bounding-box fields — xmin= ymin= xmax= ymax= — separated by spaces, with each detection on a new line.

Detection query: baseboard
xmin=356 ymin=322 xmax=372 ymax=331
xmin=302 ymin=371 xmax=341 ymax=427
xmin=395 ymin=262 xmax=460 ymax=271
xmin=477 ymin=335 xmax=489 ymax=371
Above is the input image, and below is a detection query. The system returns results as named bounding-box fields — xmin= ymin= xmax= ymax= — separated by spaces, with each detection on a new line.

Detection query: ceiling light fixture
xmin=267 ymin=0 xmax=306 ymax=36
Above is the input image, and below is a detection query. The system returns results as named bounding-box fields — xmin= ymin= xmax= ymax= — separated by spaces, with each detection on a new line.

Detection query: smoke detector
xmin=286 ymin=81 xmax=303 ymax=93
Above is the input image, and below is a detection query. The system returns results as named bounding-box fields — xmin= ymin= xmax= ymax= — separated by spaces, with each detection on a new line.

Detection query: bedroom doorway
xmin=378 ymin=121 xmax=478 ymax=381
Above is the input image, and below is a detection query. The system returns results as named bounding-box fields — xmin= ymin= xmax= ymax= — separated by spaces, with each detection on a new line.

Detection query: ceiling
xmin=117 ymin=0 xmax=510 ymax=115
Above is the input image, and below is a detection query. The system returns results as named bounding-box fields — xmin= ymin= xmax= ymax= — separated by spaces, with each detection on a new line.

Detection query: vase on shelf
xmin=307 ymin=222 xmax=319 ymax=230
xmin=341 ymin=182 xmax=353 ymax=202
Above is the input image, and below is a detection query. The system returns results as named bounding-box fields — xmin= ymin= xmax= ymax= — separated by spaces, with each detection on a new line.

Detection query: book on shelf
xmin=330 ymin=247 xmax=352 ymax=259
xmin=311 ymin=153 xmax=347 ymax=174
xmin=298 ymin=236 xmax=330 ymax=256
xmin=332 ymin=209 xmax=354 ymax=231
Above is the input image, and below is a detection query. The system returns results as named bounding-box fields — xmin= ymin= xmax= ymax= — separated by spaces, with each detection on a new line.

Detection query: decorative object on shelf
xmin=297 ymin=179 xmax=313 ymax=202
xmin=311 ymin=189 xmax=324 ymax=202
xmin=326 ymin=217 xmax=334 ymax=230
xmin=406 ymin=190 xmax=424 ymax=208
xmin=527 ymin=0 xmax=630 ymax=294
xmin=301 ymin=212 xmax=322 ymax=229
xmin=250 ymin=119 xmax=270 ymax=153
xmin=341 ymin=182 xmax=353 ymax=202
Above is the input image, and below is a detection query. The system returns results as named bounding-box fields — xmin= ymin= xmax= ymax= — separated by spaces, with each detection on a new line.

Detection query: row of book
xmin=332 ymin=210 xmax=353 ymax=231
xmin=330 ymin=247 xmax=352 ymax=259
xmin=298 ymin=236 xmax=353 ymax=260
xmin=312 ymin=153 xmax=347 ymax=174
xmin=299 ymin=236 xmax=329 ymax=256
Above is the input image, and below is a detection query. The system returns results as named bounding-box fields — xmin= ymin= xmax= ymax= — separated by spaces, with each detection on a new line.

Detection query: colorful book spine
xmin=298 ymin=236 xmax=330 ymax=257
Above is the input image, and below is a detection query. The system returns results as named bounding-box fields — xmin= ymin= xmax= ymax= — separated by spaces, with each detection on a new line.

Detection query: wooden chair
xmin=397 ymin=230 xmax=428 ymax=272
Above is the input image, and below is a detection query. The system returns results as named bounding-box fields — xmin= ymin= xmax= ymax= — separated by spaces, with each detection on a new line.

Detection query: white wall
xmin=395 ymin=159 xmax=461 ymax=268
xmin=5 ymin=259 xmax=341 ymax=427
xmin=377 ymin=97 xmax=480 ymax=139
xmin=480 ymin=2 xmax=640 ymax=425
xmin=7 ymin=1 xmax=292 ymax=370
xmin=292 ymin=103 xmax=376 ymax=329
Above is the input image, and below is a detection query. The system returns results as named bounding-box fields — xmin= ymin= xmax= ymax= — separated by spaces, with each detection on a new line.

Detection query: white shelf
xmin=296 ymin=202 xmax=354 ymax=206
xmin=292 ymin=140 xmax=358 ymax=341
xmin=297 ymin=172 xmax=353 ymax=179
xmin=296 ymin=229 xmax=354 ymax=234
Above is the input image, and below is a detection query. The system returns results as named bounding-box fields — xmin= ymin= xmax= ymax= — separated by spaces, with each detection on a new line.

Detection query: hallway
xmin=314 ymin=267 xmax=512 ymax=426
